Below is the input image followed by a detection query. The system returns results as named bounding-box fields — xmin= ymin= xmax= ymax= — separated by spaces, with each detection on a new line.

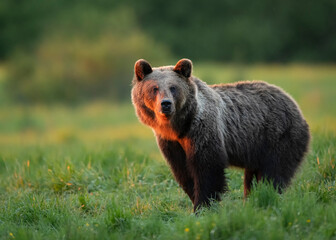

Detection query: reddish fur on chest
xmin=153 ymin=122 xmax=179 ymax=141
xmin=153 ymin=123 xmax=194 ymax=158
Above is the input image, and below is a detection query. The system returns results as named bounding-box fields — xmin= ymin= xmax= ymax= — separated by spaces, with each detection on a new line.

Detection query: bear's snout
xmin=161 ymin=99 xmax=173 ymax=115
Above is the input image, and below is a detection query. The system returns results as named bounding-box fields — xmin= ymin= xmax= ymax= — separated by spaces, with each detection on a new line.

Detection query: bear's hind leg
xmin=244 ymin=169 xmax=261 ymax=197
xmin=260 ymin=124 xmax=309 ymax=193
xmin=259 ymin=153 xmax=294 ymax=193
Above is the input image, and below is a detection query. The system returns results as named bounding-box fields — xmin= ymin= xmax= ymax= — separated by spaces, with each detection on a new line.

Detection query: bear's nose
xmin=161 ymin=100 xmax=172 ymax=112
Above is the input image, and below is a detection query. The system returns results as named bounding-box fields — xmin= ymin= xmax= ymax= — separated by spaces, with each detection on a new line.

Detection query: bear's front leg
xmin=189 ymin=147 xmax=228 ymax=212
xmin=156 ymin=136 xmax=195 ymax=203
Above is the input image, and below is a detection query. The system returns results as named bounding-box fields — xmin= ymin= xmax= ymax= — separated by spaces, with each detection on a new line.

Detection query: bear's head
xmin=132 ymin=59 xmax=195 ymax=129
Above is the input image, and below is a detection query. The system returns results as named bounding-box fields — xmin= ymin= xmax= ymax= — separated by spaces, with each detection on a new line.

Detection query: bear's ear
xmin=134 ymin=59 xmax=153 ymax=81
xmin=173 ymin=58 xmax=192 ymax=78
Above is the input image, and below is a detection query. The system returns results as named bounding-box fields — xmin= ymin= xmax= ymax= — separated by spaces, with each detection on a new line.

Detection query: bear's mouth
xmin=158 ymin=110 xmax=173 ymax=119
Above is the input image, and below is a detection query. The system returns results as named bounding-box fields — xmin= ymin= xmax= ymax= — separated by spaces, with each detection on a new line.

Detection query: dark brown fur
xmin=131 ymin=59 xmax=310 ymax=212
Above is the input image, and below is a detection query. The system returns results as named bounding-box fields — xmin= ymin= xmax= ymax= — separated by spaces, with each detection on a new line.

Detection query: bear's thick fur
xmin=131 ymin=59 xmax=310 ymax=212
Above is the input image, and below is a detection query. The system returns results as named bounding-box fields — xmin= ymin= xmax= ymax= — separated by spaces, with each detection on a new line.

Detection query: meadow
xmin=0 ymin=64 xmax=335 ymax=239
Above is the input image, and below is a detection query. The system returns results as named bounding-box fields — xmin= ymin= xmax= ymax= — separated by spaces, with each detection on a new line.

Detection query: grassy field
xmin=0 ymin=64 xmax=336 ymax=239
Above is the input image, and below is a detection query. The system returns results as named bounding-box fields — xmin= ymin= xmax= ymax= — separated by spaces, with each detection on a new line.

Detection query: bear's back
xmin=211 ymin=81 xmax=301 ymax=119
xmin=209 ymin=81 xmax=309 ymax=168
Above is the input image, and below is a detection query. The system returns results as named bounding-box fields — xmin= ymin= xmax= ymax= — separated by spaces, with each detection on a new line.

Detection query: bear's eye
xmin=153 ymin=87 xmax=159 ymax=94
xmin=170 ymin=86 xmax=176 ymax=94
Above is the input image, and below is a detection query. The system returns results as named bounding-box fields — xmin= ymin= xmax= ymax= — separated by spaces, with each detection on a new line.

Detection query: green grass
xmin=1 ymin=64 xmax=336 ymax=239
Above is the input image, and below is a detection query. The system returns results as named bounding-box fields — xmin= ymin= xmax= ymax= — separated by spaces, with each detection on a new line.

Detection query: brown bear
xmin=131 ymin=58 xmax=310 ymax=212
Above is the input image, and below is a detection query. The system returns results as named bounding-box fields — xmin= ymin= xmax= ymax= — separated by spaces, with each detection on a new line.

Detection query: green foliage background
xmin=0 ymin=0 xmax=335 ymax=103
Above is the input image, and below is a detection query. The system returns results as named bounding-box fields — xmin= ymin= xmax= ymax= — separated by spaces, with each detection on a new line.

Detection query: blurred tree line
xmin=0 ymin=0 xmax=335 ymax=103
